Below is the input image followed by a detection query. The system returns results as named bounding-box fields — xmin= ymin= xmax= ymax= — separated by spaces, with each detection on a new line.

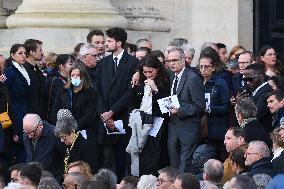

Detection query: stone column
xmin=6 ymin=0 xmax=128 ymax=28
xmin=0 ymin=0 xmax=8 ymax=28
xmin=111 ymin=0 xmax=170 ymax=32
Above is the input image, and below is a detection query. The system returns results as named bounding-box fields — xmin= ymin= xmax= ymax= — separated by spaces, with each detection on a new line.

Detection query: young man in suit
xmin=167 ymin=47 xmax=205 ymax=173
xmin=96 ymin=27 xmax=139 ymax=179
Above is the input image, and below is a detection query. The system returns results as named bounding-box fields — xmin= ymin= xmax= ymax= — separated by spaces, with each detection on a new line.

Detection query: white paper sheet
xmin=79 ymin=130 xmax=87 ymax=139
xmin=157 ymin=95 xmax=180 ymax=114
xmin=148 ymin=117 xmax=164 ymax=137
xmin=104 ymin=120 xmax=126 ymax=135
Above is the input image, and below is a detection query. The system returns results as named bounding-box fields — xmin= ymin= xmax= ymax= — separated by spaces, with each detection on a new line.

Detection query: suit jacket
xmin=169 ymin=67 xmax=205 ymax=145
xmin=96 ymin=51 xmax=139 ymax=144
xmin=251 ymin=83 xmax=273 ymax=132
xmin=23 ymin=62 xmax=46 ymax=117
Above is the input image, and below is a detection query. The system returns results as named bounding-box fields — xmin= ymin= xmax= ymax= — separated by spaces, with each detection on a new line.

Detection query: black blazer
xmin=251 ymin=83 xmax=272 ymax=132
xmin=96 ymin=51 xmax=139 ymax=144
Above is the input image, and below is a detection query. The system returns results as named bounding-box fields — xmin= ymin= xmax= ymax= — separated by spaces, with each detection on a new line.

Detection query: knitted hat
xmin=192 ymin=144 xmax=216 ymax=174
xmin=57 ymin=109 xmax=74 ymax=121
xmin=137 ymin=175 xmax=157 ymax=189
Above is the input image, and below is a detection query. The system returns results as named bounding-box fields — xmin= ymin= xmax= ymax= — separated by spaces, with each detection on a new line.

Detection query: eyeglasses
xmin=25 ymin=124 xmax=39 ymax=135
xmin=165 ymin=59 xmax=180 ymax=63
xmin=265 ymin=53 xmax=277 ymax=57
xmin=238 ymin=61 xmax=251 ymax=65
xmin=60 ymin=135 xmax=67 ymax=142
xmin=245 ymin=152 xmax=259 ymax=156
xmin=199 ymin=65 xmax=212 ymax=70
xmin=15 ymin=52 xmax=26 ymax=56
xmin=11 ymin=178 xmax=18 ymax=182
xmin=243 ymin=74 xmax=259 ymax=82
xmin=157 ymin=178 xmax=174 ymax=185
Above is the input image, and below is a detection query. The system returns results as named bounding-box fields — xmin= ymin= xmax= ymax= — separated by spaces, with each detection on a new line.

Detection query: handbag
xmin=0 ymin=103 xmax=12 ymax=129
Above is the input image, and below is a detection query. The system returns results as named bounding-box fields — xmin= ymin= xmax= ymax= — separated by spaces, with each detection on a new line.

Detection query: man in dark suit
xmin=96 ymin=27 xmax=139 ymax=179
xmin=243 ymin=63 xmax=272 ymax=132
xmin=23 ymin=39 xmax=46 ymax=118
xmin=167 ymin=47 xmax=205 ymax=173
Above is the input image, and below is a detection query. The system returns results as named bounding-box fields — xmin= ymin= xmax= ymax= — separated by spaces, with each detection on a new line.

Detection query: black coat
xmin=52 ymin=87 xmax=96 ymax=131
xmin=272 ymin=150 xmax=284 ymax=174
xmin=96 ymin=51 xmax=139 ymax=144
xmin=242 ymin=119 xmax=272 ymax=149
xmin=42 ymin=70 xmax=66 ymax=123
xmin=247 ymin=157 xmax=276 ymax=178
xmin=251 ymin=83 xmax=273 ymax=132
xmin=23 ymin=62 xmax=46 ymax=117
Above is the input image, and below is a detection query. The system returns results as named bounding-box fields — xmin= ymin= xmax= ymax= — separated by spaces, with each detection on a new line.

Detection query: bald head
xmin=23 ymin=114 xmax=43 ymax=139
xmin=203 ymin=159 xmax=224 ymax=183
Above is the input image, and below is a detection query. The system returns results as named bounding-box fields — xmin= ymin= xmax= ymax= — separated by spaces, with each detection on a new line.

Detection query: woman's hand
xmin=144 ymin=79 xmax=158 ymax=92
xmin=0 ymin=74 xmax=7 ymax=83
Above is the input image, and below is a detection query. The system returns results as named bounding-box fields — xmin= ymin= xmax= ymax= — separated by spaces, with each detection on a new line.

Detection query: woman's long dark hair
xmin=259 ymin=45 xmax=284 ymax=75
xmin=138 ymin=54 xmax=169 ymax=88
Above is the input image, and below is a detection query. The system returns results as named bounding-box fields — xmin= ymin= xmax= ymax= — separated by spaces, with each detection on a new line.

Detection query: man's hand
xmin=13 ymin=135 xmax=19 ymax=142
xmin=0 ymin=74 xmax=7 ymax=83
xmin=131 ymin=71 xmax=140 ymax=88
xmin=101 ymin=110 xmax=114 ymax=122
xmin=169 ymin=107 xmax=179 ymax=115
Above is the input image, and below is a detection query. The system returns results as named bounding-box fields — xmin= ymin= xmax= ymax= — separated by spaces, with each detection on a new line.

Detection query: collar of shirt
xmin=175 ymin=67 xmax=185 ymax=80
xmin=113 ymin=49 xmax=124 ymax=66
xmin=252 ymin=82 xmax=268 ymax=96
xmin=171 ymin=67 xmax=185 ymax=95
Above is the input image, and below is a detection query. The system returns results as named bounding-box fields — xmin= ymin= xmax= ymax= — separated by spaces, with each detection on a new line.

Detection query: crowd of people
xmin=0 ymin=27 xmax=284 ymax=189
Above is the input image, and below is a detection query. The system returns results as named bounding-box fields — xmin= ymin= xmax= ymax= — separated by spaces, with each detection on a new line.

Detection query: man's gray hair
xmin=181 ymin=44 xmax=195 ymax=57
xmin=168 ymin=38 xmax=188 ymax=48
xmin=167 ymin=47 xmax=185 ymax=60
xmin=249 ymin=141 xmax=270 ymax=158
xmin=252 ymin=174 xmax=272 ymax=189
xmin=93 ymin=169 xmax=117 ymax=189
xmin=79 ymin=43 xmax=96 ymax=56
xmin=203 ymin=159 xmax=224 ymax=183
xmin=136 ymin=38 xmax=151 ymax=49
xmin=54 ymin=117 xmax=78 ymax=137
xmin=38 ymin=177 xmax=61 ymax=189
xmin=158 ymin=167 xmax=179 ymax=181
xmin=235 ymin=97 xmax=257 ymax=119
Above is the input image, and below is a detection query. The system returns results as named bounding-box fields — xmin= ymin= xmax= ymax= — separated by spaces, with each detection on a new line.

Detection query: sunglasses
xmin=243 ymin=74 xmax=259 ymax=82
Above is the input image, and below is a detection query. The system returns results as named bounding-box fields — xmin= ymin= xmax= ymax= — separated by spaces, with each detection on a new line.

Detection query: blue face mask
xmin=71 ymin=78 xmax=81 ymax=87
xmin=46 ymin=67 xmax=54 ymax=73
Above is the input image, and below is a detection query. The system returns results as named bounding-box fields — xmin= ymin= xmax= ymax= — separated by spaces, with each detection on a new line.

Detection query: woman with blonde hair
xmin=67 ymin=161 xmax=93 ymax=181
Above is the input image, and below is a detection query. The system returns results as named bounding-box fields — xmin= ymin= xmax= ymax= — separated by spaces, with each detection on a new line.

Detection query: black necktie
xmin=173 ymin=76 xmax=178 ymax=95
xmin=114 ymin=57 xmax=118 ymax=72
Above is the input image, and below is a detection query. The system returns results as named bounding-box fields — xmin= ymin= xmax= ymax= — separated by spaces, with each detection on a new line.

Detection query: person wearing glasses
xmin=243 ymin=63 xmax=273 ymax=132
xmin=79 ymin=43 xmax=100 ymax=88
xmin=198 ymin=50 xmax=230 ymax=162
xmin=245 ymin=140 xmax=276 ymax=177
xmin=0 ymin=44 xmax=29 ymax=163
xmin=167 ymin=47 xmax=205 ymax=173
xmin=156 ymin=167 xmax=179 ymax=189
xmin=22 ymin=113 xmax=65 ymax=181
xmin=259 ymin=45 xmax=284 ymax=78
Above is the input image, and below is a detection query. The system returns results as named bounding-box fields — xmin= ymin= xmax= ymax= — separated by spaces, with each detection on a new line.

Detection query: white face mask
xmin=71 ymin=77 xmax=81 ymax=87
